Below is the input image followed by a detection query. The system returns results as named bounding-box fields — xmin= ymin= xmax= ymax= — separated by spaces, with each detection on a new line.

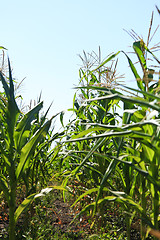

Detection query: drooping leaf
xmin=119 ymin=83 xmax=160 ymax=101
xmin=85 ymin=94 xmax=160 ymax=112
xmin=14 ymin=186 xmax=67 ymax=223
xmin=65 ymin=129 xmax=152 ymax=143
xmin=71 ymin=188 xmax=99 ymax=208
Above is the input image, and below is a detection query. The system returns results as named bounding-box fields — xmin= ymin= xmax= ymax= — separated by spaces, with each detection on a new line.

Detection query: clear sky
xmin=0 ymin=0 xmax=160 ymax=124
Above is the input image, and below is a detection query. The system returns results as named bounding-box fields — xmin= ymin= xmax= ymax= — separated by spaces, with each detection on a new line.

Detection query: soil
xmin=0 ymin=196 xmax=92 ymax=239
xmin=0 ymin=193 xmax=152 ymax=239
xmin=46 ymin=198 xmax=92 ymax=238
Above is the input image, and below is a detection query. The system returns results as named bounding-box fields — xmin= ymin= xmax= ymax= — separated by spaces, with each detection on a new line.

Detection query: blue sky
xmin=0 ymin=0 xmax=160 ymax=123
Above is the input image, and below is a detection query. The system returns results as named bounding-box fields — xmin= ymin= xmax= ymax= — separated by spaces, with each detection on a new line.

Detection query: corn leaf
xmin=0 ymin=176 xmax=9 ymax=202
xmin=15 ymin=186 xmax=67 ymax=223
xmin=122 ymin=51 xmax=145 ymax=91
xmin=85 ymin=94 xmax=160 ymax=112
xmin=92 ymin=51 xmax=120 ymax=72
xmin=14 ymin=193 xmax=37 ymax=223
xmin=16 ymin=120 xmax=52 ymax=179
xmin=14 ymin=102 xmax=43 ymax=150
xmin=71 ymin=188 xmax=99 ymax=208
xmin=133 ymin=41 xmax=147 ymax=70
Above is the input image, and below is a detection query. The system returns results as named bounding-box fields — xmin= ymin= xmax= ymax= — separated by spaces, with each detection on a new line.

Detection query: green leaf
xmin=14 ymin=193 xmax=37 ymax=223
xmin=0 ymin=71 xmax=10 ymax=99
xmin=71 ymin=188 xmax=99 ymax=208
xmin=99 ymin=194 xmax=153 ymax=228
xmin=35 ymin=186 xmax=67 ymax=198
xmin=14 ymin=102 xmax=43 ymax=150
xmin=119 ymin=83 xmax=160 ymax=102
xmin=14 ymin=186 xmax=67 ymax=223
xmin=16 ymin=120 xmax=52 ymax=179
xmin=71 ymin=138 xmax=106 ymax=175
xmin=71 ymin=189 xmax=153 ymax=228
xmin=85 ymin=94 xmax=160 ymax=112
xmin=122 ymin=51 xmax=145 ymax=91
xmin=93 ymin=159 xmax=118 ymax=214
xmin=71 ymin=127 xmax=103 ymax=139
xmin=65 ymin=129 xmax=152 ymax=143
xmin=0 ymin=59 xmax=20 ymax=140
xmin=122 ymin=51 xmax=141 ymax=79
xmin=60 ymin=111 xmax=65 ymax=127
xmin=0 ymin=176 xmax=9 ymax=202
xmin=133 ymin=41 xmax=147 ymax=70
xmin=0 ymin=46 xmax=7 ymax=50
xmin=86 ymin=119 xmax=160 ymax=132
xmin=92 ymin=51 xmax=120 ymax=72
xmin=109 ymin=155 xmax=160 ymax=191
xmin=8 ymin=58 xmax=15 ymax=100
xmin=143 ymin=43 xmax=160 ymax=65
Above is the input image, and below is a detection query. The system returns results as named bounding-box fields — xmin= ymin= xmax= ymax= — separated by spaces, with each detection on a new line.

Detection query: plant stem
xmin=9 ymin=181 xmax=16 ymax=240
xmin=140 ymin=176 xmax=146 ymax=240
xmin=126 ymin=212 xmax=131 ymax=240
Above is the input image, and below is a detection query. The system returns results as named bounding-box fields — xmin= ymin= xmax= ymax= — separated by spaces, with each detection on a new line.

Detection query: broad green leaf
xmin=119 ymin=83 xmax=160 ymax=102
xmin=108 ymin=155 xmax=160 ymax=191
xmin=71 ymin=127 xmax=104 ymax=139
xmin=122 ymin=51 xmax=141 ymax=79
xmin=8 ymin=57 xmax=20 ymax=116
xmin=133 ymin=41 xmax=147 ymax=70
xmin=71 ymin=193 xmax=153 ymax=228
xmin=40 ymin=102 xmax=53 ymax=126
xmin=93 ymin=159 xmax=118 ymax=214
xmin=0 ymin=59 xmax=20 ymax=140
xmin=81 ymin=120 xmax=160 ymax=132
xmin=14 ymin=102 xmax=43 ymax=150
xmin=85 ymin=94 xmax=160 ymax=112
xmin=0 ymin=146 xmax=11 ymax=169
xmin=122 ymin=51 xmax=145 ymax=91
xmin=8 ymin=58 xmax=15 ymax=101
xmin=0 ymin=46 xmax=7 ymax=50
xmin=14 ymin=193 xmax=37 ymax=223
xmin=65 ymin=129 xmax=152 ymax=143
xmin=133 ymin=110 xmax=146 ymax=121
xmin=14 ymin=186 xmax=67 ymax=223
xmin=0 ymin=71 xmax=10 ymax=99
xmin=99 ymin=194 xmax=153 ymax=228
xmin=81 ymin=89 xmax=89 ymax=99
xmin=16 ymin=120 xmax=52 ymax=179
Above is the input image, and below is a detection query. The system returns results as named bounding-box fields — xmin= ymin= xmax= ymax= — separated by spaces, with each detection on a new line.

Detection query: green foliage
xmin=0 ymin=56 xmax=65 ymax=239
xmin=2 ymin=7 xmax=160 ymax=240
xmin=60 ymin=11 xmax=160 ymax=240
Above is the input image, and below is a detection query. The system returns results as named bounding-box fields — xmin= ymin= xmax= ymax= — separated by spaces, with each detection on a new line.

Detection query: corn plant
xmin=60 ymin=50 xmax=122 ymax=194
xmin=63 ymin=11 xmax=160 ymax=239
xmin=0 ymin=57 xmax=65 ymax=240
